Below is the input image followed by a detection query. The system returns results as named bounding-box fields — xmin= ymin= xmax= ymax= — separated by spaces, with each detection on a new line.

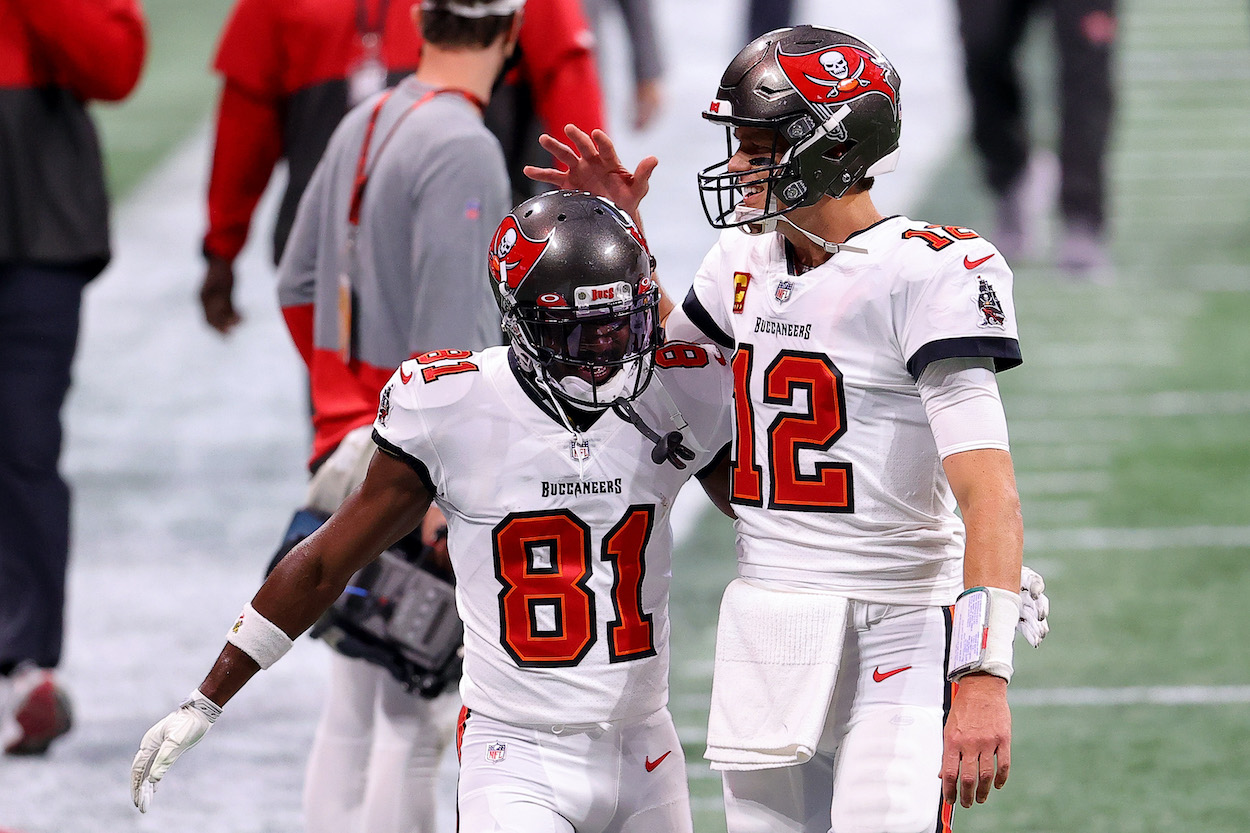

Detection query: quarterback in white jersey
xmin=679 ymin=215 xmax=1019 ymax=606
xmin=130 ymin=192 xmax=733 ymax=833
xmin=526 ymin=24 xmax=1047 ymax=833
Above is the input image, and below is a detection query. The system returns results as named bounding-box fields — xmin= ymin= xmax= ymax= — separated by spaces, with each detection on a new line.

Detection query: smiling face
xmin=538 ymin=314 xmax=635 ymax=386
xmin=727 ymin=126 xmax=790 ymax=210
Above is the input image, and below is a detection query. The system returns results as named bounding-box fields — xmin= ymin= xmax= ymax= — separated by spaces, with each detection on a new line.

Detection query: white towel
xmin=704 ymin=578 xmax=849 ymax=771
xmin=305 ymin=425 xmax=376 ymax=513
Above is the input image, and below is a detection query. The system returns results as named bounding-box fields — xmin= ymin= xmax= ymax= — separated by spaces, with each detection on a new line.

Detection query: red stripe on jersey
xmin=938 ymin=604 xmax=956 ymax=833
xmin=455 ymin=706 xmax=470 ymax=762
xmin=937 ymin=796 xmax=955 ymax=833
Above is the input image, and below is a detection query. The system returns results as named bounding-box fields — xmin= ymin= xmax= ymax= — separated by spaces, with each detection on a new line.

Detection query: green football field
xmin=91 ymin=0 xmax=1250 ymax=830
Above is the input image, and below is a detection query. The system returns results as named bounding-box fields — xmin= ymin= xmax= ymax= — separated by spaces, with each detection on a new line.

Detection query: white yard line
xmin=1011 ymin=685 xmax=1250 ymax=706
xmin=1027 ymin=525 xmax=1250 ymax=551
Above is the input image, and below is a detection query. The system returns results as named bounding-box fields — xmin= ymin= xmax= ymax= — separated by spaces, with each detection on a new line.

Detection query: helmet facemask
xmin=504 ymin=289 xmax=661 ymax=412
xmin=697 ymin=26 xmax=902 ymax=235
xmin=698 ymin=127 xmax=792 ymax=234
xmin=698 ymin=106 xmax=864 ymax=235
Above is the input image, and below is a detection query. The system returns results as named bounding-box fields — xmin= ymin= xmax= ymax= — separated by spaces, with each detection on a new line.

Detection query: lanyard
xmin=347 ymin=86 xmax=486 ymax=226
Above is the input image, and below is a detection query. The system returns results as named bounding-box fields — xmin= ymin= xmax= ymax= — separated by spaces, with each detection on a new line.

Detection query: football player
xmin=526 ymin=25 xmax=1044 ymax=833
xmin=131 ymin=191 xmax=733 ymax=833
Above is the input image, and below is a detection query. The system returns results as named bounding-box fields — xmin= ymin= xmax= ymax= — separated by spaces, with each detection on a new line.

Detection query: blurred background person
xmin=273 ymin=0 xmax=516 ymax=830
xmin=199 ymin=0 xmax=603 ymax=334
xmin=583 ymin=0 xmax=665 ymax=130
xmin=955 ymin=0 xmax=1118 ymax=280
xmin=745 ymin=0 xmax=793 ymax=40
xmin=0 ymin=0 xmax=146 ymax=756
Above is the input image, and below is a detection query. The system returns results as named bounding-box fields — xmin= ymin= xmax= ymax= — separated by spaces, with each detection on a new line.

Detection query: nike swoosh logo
xmin=645 ymin=751 xmax=671 ymax=772
xmin=872 ymin=665 xmax=912 ymax=683
xmin=964 ymin=253 xmax=995 ymax=270
xmin=399 ymin=367 xmax=413 ymax=384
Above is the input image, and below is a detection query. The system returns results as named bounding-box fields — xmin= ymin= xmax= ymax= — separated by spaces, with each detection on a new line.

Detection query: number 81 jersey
xmin=373 ymin=345 xmax=732 ymax=725
xmin=682 ymin=219 xmax=1022 ymax=606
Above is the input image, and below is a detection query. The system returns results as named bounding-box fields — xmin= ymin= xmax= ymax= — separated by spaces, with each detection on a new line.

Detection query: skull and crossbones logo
xmin=496 ymin=227 xmax=517 ymax=258
xmin=820 ymin=50 xmax=849 ymax=80
xmin=806 ymin=48 xmax=870 ymax=95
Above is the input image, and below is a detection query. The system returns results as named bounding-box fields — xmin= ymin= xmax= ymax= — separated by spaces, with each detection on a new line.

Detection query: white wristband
xmin=226 ymin=603 xmax=293 ymax=670
xmin=948 ymin=586 xmax=1021 ymax=683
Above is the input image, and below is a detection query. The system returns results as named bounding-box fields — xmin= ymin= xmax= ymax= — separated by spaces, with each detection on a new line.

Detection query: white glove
xmin=1017 ymin=564 xmax=1051 ymax=648
xmin=130 ymin=689 xmax=222 ymax=813
xmin=305 ymin=425 xmax=376 ymax=513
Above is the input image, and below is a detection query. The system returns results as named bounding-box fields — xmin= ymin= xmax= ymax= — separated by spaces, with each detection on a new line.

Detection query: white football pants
xmin=302 ymin=652 xmax=461 ymax=833
xmin=458 ymin=706 xmax=693 ymax=833
xmin=721 ymin=602 xmax=953 ymax=833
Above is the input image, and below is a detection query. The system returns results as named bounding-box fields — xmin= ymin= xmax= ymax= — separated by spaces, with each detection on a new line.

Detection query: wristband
xmin=180 ymin=689 xmax=223 ymax=723
xmin=947 ymin=586 xmax=1021 ymax=683
xmin=226 ymin=603 xmax=293 ymax=670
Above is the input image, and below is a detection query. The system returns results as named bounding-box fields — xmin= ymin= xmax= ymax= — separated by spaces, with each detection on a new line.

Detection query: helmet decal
xmin=777 ymin=45 xmax=898 ymax=114
xmin=613 ymin=206 xmax=652 ymax=259
xmin=489 ymin=214 xmax=549 ymax=290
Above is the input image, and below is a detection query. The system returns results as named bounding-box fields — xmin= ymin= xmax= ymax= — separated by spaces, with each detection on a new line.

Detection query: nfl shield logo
xmin=486 ymin=741 xmax=507 ymax=763
xmin=571 ymin=438 xmax=590 ymax=461
xmin=775 ymin=280 xmax=794 ymax=303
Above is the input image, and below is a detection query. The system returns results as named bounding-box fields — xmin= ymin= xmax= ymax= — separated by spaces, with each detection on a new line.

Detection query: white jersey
xmin=372 ymin=345 xmax=733 ymax=725
xmin=681 ymin=217 xmax=1021 ymax=605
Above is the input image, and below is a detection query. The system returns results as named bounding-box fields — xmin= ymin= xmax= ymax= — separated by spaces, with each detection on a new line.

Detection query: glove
xmin=1017 ymin=564 xmax=1050 ymax=648
xmin=130 ymin=690 xmax=222 ymax=812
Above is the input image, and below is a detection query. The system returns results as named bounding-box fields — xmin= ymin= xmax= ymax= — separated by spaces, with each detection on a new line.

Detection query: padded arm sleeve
xmin=916 ymin=357 xmax=1010 ymax=459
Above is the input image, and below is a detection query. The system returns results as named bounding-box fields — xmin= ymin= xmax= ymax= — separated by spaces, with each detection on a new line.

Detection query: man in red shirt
xmin=0 ymin=0 xmax=146 ymax=755
xmin=199 ymin=0 xmax=605 ymax=334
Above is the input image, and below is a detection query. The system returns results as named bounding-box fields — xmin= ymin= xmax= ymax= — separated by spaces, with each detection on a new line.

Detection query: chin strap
xmin=779 ymin=215 xmax=869 ymax=255
xmin=612 ymin=399 xmax=694 ymax=468
xmin=612 ymin=398 xmax=696 ymax=469
xmin=611 ymin=374 xmax=703 ymax=469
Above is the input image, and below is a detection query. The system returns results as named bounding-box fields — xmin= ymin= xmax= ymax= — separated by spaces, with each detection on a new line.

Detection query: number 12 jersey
xmin=679 ymin=218 xmax=1022 ymax=606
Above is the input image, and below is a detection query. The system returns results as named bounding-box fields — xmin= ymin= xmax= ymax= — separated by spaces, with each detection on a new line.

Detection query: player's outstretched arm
xmin=523 ymin=124 xmax=657 ymax=221
xmin=939 ymin=448 xmax=1023 ymax=809
xmin=130 ymin=449 xmax=433 ymax=812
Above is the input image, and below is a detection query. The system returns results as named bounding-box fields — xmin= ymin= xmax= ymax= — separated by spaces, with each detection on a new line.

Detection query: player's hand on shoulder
xmin=523 ymin=125 xmax=657 ymax=220
xmin=130 ymin=690 xmax=222 ymax=812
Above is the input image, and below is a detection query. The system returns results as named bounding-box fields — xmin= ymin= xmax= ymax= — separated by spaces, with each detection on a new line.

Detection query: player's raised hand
xmin=130 ymin=691 xmax=222 ymax=812
xmin=523 ymin=125 xmax=658 ymax=221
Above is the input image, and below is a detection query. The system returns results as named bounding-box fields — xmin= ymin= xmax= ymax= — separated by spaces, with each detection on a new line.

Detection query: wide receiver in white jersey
xmin=527 ymin=25 xmax=1050 ymax=833
xmin=130 ymin=191 xmax=734 ymax=833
